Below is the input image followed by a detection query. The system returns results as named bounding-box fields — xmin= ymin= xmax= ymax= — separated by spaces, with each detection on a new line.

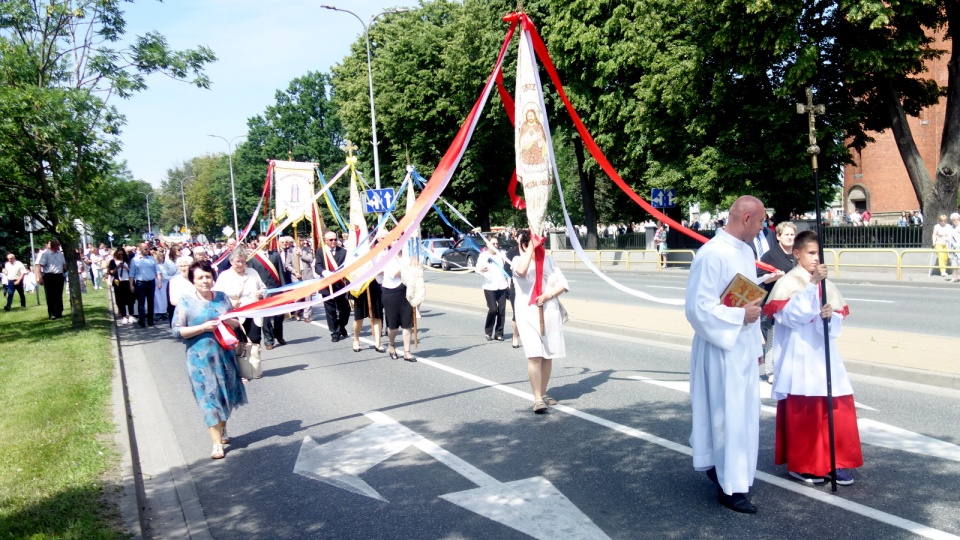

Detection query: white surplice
xmin=685 ymin=228 xmax=761 ymax=495
xmin=771 ymin=272 xmax=853 ymax=401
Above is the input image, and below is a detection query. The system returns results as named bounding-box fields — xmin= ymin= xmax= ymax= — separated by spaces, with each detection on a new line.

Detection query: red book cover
xmin=721 ymin=273 xmax=766 ymax=307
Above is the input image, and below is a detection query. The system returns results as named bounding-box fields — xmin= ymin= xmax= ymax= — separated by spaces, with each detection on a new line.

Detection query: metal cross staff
xmin=796 ymin=87 xmax=839 ymax=492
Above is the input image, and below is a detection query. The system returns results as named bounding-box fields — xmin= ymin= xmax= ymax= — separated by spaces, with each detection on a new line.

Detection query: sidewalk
xmin=424 ymin=281 xmax=960 ymax=391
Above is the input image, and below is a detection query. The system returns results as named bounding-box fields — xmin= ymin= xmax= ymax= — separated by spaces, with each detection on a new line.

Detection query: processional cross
xmin=796 ymin=87 xmax=826 ymax=172
xmin=795 ymin=85 xmax=839 ymax=492
xmin=343 ymin=140 xmax=359 ymax=158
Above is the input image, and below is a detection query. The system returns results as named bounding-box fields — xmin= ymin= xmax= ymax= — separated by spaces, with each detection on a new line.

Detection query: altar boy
xmin=763 ymin=230 xmax=863 ymax=485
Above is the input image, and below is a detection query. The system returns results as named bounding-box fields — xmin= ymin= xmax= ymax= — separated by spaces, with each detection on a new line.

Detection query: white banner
xmin=515 ymin=30 xmax=553 ymax=237
xmin=274 ymin=160 xmax=316 ymax=222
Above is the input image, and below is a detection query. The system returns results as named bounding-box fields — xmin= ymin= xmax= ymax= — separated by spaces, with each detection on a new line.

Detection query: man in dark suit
xmin=216 ymin=238 xmax=237 ymax=275
xmin=315 ymin=231 xmax=350 ymax=342
xmin=249 ymin=235 xmax=286 ymax=350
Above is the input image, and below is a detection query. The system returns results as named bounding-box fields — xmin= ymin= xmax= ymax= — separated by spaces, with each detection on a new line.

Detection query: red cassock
xmin=775 ymin=395 xmax=864 ymax=475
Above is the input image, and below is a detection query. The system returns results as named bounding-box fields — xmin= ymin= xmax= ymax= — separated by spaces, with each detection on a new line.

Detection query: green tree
xmin=0 ymin=0 xmax=214 ymax=325
xmin=232 ymin=71 xmax=345 ymax=235
xmin=331 ymin=0 xmax=521 ymax=232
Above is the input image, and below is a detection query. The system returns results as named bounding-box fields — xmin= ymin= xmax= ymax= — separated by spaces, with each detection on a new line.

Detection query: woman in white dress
xmin=512 ymin=229 xmax=569 ymax=413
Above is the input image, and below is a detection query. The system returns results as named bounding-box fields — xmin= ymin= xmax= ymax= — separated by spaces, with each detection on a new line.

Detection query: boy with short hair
xmin=763 ymin=230 xmax=863 ymax=485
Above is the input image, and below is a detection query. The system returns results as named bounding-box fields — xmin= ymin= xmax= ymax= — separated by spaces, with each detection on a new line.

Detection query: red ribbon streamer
xmin=514 ymin=13 xmax=775 ymax=274
xmin=220 ymin=18 xmax=522 ymax=317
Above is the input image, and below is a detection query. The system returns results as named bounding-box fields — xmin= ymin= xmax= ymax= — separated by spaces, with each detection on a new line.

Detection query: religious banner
xmin=514 ymin=28 xmax=553 ymax=238
xmin=273 ymin=160 xmax=316 ymax=223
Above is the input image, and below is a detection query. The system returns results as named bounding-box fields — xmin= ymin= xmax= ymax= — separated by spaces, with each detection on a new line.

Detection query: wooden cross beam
xmin=343 ymin=140 xmax=359 ymax=157
xmin=796 ymin=87 xmax=826 ymax=170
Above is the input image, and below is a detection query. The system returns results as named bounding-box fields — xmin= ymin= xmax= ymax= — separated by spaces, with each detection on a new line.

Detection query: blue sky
xmin=114 ymin=0 xmax=414 ymax=186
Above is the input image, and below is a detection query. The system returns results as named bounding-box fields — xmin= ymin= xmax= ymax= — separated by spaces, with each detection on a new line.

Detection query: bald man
xmin=685 ymin=195 xmax=766 ymax=514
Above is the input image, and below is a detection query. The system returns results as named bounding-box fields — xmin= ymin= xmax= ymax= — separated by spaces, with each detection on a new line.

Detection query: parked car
xmin=420 ymin=238 xmax=455 ymax=267
xmin=440 ymin=235 xmax=515 ymax=271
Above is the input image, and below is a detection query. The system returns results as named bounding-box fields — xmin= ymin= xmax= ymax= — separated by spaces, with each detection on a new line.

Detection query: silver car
xmin=420 ymin=238 xmax=454 ymax=267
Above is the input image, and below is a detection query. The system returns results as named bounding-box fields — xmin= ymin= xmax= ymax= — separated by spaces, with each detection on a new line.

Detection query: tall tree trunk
xmin=884 ymin=80 xmax=959 ymax=247
xmin=60 ymin=233 xmax=86 ymax=327
xmin=572 ymin=135 xmax=598 ymax=249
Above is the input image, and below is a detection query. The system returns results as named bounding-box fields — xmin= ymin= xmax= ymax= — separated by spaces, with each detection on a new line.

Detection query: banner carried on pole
xmin=273 ymin=160 xmax=316 ymax=223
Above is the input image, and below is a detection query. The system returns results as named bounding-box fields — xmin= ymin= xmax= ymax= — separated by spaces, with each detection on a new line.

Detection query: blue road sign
xmin=364 ymin=189 xmax=396 ymax=213
xmin=651 ymin=188 xmax=677 ymax=209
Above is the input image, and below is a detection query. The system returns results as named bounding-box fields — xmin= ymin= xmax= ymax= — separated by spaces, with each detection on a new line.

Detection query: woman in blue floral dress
xmin=172 ymin=260 xmax=247 ymax=459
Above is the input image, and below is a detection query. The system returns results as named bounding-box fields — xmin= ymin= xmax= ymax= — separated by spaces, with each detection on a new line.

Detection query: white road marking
xmin=413 ymin=358 xmax=959 ymax=540
xmin=629 ymin=376 xmax=960 ymax=464
xmin=845 ymin=298 xmax=895 ymax=303
xmin=646 ymin=285 xmax=686 ymax=290
xmin=294 ymin=411 xmax=610 ymax=540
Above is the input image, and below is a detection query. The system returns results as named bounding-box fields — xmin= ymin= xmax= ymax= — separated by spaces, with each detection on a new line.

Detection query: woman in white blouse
xmin=380 ymin=237 xmax=417 ymax=362
xmin=933 ymin=214 xmax=954 ymax=279
xmin=213 ymin=248 xmax=266 ymax=379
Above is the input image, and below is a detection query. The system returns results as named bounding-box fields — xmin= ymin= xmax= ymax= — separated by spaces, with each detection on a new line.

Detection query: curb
xmin=425 ymin=298 xmax=960 ymax=391
xmin=109 ymin=293 xmax=145 ymax=539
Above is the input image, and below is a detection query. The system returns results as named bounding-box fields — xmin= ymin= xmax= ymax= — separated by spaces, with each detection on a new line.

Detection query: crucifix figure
xmin=796 ymin=87 xmax=826 ymax=171
xmin=343 ymin=140 xmax=359 ymax=158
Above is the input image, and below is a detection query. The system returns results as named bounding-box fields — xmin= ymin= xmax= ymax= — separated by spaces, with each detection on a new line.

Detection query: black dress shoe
xmin=277 ymin=338 xmax=286 ymax=346
xmin=495 ymin=335 xmax=504 ymax=341
xmin=339 ymin=329 xmax=348 ymax=338
xmin=485 ymin=335 xmax=493 ymax=341
xmin=331 ymin=334 xmax=340 ymax=343
xmin=717 ymin=490 xmax=757 ymax=514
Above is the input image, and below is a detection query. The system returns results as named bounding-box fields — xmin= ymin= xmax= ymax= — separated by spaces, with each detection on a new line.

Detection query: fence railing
xmin=549 ymin=247 xmax=960 ymax=281
xmin=820 ymin=225 xmax=923 ymax=248
xmin=552 ymin=225 xmax=924 ymax=250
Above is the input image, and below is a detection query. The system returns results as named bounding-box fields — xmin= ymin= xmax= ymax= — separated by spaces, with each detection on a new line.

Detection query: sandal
xmin=542 ymin=395 xmax=558 ymax=406
xmin=403 ymin=353 xmax=417 ymax=362
xmin=353 ymin=344 xmax=362 ymax=353
xmin=220 ymin=428 xmax=230 ymax=445
xmin=532 ymin=400 xmax=548 ymax=414
xmin=374 ymin=346 xmax=386 ymax=353
xmin=389 ymin=350 xmax=399 ymax=360
xmin=211 ymin=444 xmax=225 ymax=459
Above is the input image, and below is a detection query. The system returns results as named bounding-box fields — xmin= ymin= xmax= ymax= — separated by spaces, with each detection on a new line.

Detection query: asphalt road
xmin=129 ymin=298 xmax=960 ymax=539
xmin=422 ymin=267 xmax=960 ymax=338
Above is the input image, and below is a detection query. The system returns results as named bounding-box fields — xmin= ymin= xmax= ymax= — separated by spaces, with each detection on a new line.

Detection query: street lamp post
xmin=175 ymin=175 xmax=195 ymax=233
xmin=320 ymin=5 xmax=408 ymax=189
xmin=138 ymin=191 xmax=152 ymax=239
xmin=208 ymin=134 xmax=245 ymax=237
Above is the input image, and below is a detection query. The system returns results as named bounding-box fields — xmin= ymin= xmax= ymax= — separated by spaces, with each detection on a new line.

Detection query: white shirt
xmin=478 ymin=250 xmax=509 ymax=291
xmin=3 ymin=260 xmax=27 ymax=282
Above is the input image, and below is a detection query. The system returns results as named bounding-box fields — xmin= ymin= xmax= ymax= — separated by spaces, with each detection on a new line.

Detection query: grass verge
xmin=0 ymin=287 xmax=126 ymax=539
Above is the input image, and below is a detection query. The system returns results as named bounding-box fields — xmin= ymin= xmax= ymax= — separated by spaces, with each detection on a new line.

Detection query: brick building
xmin=843 ymin=34 xmax=949 ymax=224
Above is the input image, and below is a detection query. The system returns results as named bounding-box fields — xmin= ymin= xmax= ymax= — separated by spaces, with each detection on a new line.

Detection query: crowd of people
xmin=6 ymin=210 xmax=867 ymax=503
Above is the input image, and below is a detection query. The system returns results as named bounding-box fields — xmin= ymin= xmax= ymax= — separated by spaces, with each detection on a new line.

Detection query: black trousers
xmin=42 ymin=273 xmax=64 ymax=318
xmin=483 ymin=288 xmax=507 ymax=338
xmin=262 ymin=314 xmax=283 ymax=345
xmin=114 ymin=280 xmax=135 ymax=318
xmin=241 ymin=317 xmax=263 ymax=344
xmin=323 ymin=293 xmax=350 ymax=336
xmin=134 ymin=279 xmax=156 ymax=324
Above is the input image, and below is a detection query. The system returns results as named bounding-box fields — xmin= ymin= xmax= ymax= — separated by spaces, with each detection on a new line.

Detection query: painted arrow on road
xmin=629 ymin=375 xmax=960 ymax=462
xmin=294 ymin=411 xmax=610 ymax=540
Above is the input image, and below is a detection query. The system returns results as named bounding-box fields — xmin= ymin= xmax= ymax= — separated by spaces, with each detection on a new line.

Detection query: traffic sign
xmin=651 ymin=188 xmax=677 ymax=209
xmin=364 ymin=189 xmax=396 ymax=213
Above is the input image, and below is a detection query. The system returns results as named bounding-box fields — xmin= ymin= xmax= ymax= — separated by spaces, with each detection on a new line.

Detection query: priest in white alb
xmin=685 ymin=195 xmax=767 ymax=514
